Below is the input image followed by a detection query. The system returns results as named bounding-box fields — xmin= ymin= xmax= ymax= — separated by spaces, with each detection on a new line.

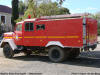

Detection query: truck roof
xmin=17 ymin=21 xmax=24 ymax=24
xmin=16 ymin=13 xmax=91 ymax=24
xmin=16 ymin=19 xmax=36 ymax=24
xmin=17 ymin=18 xmax=48 ymax=24
xmin=41 ymin=13 xmax=91 ymax=19
xmin=24 ymin=18 xmax=36 ymax=21
xmin=16 ymin=17 xmax=82 ymax=25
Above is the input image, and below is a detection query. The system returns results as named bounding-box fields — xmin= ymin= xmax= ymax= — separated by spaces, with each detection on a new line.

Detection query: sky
xmin=0 ymin=0 xmax=100 ymax=14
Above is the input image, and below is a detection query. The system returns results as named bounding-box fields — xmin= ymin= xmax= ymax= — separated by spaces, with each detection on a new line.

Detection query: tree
xmin=24 ymin=0 xmax=52 ymax=6
xmin=38 ymin=2 xmax=59 ymax=16
xmin=11 ymin=0 xmax=19 ymax=29
xmin=23 ymin=1 xmax=70 ymax=19
xmin=38 ymin=2 xmax=70 ymax=16
xmin=19 ymin=1 xmax=26 ymax=14
xmin=16 ymin=0 xmax=70 ymax=22
xmin=23 ymin=0 xmax=53 ymax=18
xmin=23 ymin=0 xmax=37 ymax=19
xmin=95 ymin=12 xmax=100 ymax=35
xmin=58 ymin=7 xmax=70 ymax=14
xmin=92 ymin=12 xmax=100 ymax=35
xmin=57 ymin=0 xmax=65 ymax=4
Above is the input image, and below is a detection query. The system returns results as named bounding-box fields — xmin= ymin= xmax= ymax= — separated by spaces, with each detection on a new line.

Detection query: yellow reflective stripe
xmin=4 ymin=36 xmax=79 ymax=39
xmin=48 ymin=36 xmax=65 ymax=38
xmin=18 ymin=37 xmax=22 ymax=39
xmin=4 ymin=37 xmax=22 ymax=39
xmin=4 ymin=37 xmax=12 ymax=39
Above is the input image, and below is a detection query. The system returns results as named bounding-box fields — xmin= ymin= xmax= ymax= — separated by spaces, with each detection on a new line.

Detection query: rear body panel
xmin=44 ymin=18 xmax=83 ymax=47
xmin=23 ymin=18 xmax=83 ymax=47
xmin=86 ymin=18 xmax=97 ymax=46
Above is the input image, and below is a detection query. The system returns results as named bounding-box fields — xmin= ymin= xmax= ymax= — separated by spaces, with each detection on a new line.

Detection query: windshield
xmin=16 ymin=24 xmax=22 ymax=31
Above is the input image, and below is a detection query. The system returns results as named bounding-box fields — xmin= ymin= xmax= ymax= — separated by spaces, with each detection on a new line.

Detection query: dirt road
xmin=0 ymin=37 xmax=100 ymax=75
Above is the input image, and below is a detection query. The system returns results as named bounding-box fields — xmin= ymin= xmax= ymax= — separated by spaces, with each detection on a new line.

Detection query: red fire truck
xmin=0 ymin=14 xmax=98 ymax=62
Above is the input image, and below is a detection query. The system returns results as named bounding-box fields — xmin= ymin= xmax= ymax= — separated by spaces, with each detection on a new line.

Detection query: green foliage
xmin=22 ymin=1 xmax=70 ymax=19
xmin=38 ymin=2 xmax=59 ymax=16
xmin=95 ymin=13 xmax=100 ymax=35
xmin=16 ymin=0 xmax=70 ymax=22
xmin=23 ymin=0 xmax=37 ymax=19
xmin=38 ymin=2 xmax=70 ymax=16
xmin=98 ymin=29 xmax=100 ymax=35
xmin=16 ymin=17 xmax=23 ymax=23
xmin=98 ymin=22 xmax=100 ymax=35
xmin=11 ymin=0 xmax=19 ymax=28
xmin=0 ymin=23 xmax=6 ymax=34
xmin=19 ymin=1 xmax=26 ymax=14
xmin=57 ymin=0 xmax=65 ymax=4
xmin=0 ymin=23 xmax=2 ymax=34
xmin=57 ymin=7 xmax=70 ymax=14
xmin=91 ymin=12 xmax=100 ymax=35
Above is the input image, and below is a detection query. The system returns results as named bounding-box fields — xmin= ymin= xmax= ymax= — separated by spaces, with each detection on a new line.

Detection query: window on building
xmin=36 ymin=24 xmax=45 ymax=30
xmin=25 ymin=22 xmax=34 ymax=31
xmin=16 ymin=24 xmax=22 ymax=31
xmin=1 ymin=16 xmax=5 ymax=24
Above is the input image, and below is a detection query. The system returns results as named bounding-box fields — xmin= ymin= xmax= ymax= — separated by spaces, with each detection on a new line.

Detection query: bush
xmin=0 ymin=23 xmax=3 ymax=36
xmin=0 ymin=23 xmax=6 ymax=35
xmin=98 ymin=29 xmax=100 ymax=35
xmin=98 ymin=22 xmax=100 ymax=35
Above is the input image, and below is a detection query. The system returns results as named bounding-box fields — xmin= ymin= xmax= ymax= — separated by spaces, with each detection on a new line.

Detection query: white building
xmin=0 ymin=5 xmax=23 ymax=32
xmin=0 ymin=5 xmax=12 ymax=31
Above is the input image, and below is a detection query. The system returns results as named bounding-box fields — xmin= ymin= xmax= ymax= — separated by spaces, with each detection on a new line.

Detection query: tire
xmin=48 ymin=46 xmax=66 ymax=62
xmin=3 ymin=44 xmax=14 ymax=58
xmin=68 ymin=48 xmax=80 ymax=59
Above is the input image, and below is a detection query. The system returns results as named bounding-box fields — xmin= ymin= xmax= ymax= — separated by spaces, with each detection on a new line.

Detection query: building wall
xmin=0 ymin=12 xmax=12 ymax=31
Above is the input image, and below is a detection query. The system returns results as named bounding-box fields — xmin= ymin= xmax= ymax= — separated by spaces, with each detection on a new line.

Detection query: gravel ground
xmin=0 ymin=37 xmax=100 ymax=75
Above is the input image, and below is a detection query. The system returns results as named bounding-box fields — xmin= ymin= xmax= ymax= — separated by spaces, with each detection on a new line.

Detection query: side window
xmin=16 ymin=24 xmax=22 ymax=31
xmin=25 ymin=22 xmax=34 ymax=31
xmin=36 ymin=24 xmax=45 ymax=30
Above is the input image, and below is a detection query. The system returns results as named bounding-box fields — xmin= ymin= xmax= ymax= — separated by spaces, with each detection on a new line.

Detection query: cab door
xmin=14 ymin=24 xmax=23 ymax=45
xmin=23 ymin=22 xmax=34 ymax=46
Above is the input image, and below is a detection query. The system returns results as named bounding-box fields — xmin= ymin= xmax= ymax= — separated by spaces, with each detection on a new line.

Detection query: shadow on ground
xmin=13 ymin=50 xmax=100 ymax=68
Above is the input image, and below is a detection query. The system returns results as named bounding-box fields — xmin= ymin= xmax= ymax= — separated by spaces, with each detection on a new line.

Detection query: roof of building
xmin=0 ymin=5 xmax=12 ymax=14
xmin=0 ymin=5 xmax=24 ymax=15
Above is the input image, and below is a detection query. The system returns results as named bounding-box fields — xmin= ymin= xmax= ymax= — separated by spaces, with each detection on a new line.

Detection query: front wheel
xmin=3 ymin=44 xmax=14 ymax=58
xmin=48 ymin=46 xmax=66 ymax=62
